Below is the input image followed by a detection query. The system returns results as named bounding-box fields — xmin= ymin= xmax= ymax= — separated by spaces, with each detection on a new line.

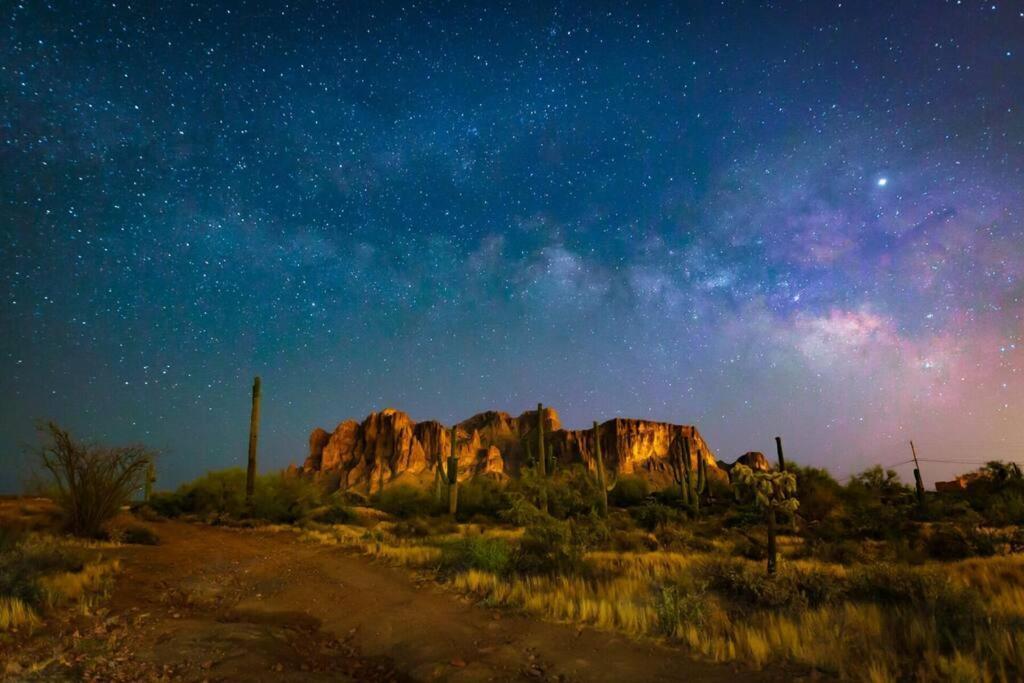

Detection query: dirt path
xmin=99 ymin=520 xmax=782 ymax=682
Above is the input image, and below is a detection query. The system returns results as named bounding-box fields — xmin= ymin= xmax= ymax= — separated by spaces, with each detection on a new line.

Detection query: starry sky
xmin=2 ymin=1 xmax=1023 ymax=492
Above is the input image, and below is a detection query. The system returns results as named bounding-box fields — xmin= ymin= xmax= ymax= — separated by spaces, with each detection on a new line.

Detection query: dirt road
xmin=91 ymin=520 xmax=781 ymax=682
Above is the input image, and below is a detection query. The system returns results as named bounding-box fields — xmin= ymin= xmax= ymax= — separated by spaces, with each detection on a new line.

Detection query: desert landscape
xmin=3 ymin=408 xmax=1023 ymax=681
xmin=3 ymin=1 xmax=1022 ymax=681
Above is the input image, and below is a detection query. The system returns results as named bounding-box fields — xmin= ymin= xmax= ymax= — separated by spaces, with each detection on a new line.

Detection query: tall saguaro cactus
xmin=144 ymin=460 xmax=156 ymax=503
xmin=537 ymin=403 xmax=549 ymax=514
xmin=774 ymin=436 xmax=787 ymax=472
xmin=669 ymin=434 xmax=706 ymax=517
xmin=592 ymin=421 xmax=616 ymax=517
xmin=437 ymin=426 xmax=460 ymax=516
xmin=245 ymin=376 xmax=261 ymax=509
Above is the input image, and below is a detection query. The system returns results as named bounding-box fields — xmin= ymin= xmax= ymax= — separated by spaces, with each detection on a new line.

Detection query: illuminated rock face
xmin=301 ymin=407 xmax=723 ymax=493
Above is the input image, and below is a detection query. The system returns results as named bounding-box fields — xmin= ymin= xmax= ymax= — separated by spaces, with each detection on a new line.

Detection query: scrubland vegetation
xmin=135 ymin=455 xmax=1024 ymax=682
xmin=16 ymin=422 xmax=1024 ymax=681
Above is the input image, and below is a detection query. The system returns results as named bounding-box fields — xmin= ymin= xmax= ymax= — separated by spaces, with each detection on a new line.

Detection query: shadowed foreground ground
xmin=88 ymin=519 xmax=780 ymax=682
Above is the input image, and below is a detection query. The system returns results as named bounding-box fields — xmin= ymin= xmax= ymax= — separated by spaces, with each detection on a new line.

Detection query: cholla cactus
xmin=732 ymin=463 xmax=799 ymax=575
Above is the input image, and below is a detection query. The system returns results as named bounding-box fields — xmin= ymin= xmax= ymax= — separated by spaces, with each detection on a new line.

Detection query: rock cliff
xmin=300 ymin=407 xmax=730 ymax=493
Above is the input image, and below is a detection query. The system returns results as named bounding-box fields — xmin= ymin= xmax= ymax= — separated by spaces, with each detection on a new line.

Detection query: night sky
xmin=2 ymin=1 xmax=1022 ymax=492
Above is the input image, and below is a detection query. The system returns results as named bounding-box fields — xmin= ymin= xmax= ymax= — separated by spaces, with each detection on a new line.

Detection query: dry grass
xmin=0 ymin=597 xmax=40 ymax=631
xmin=295 ymin=519 xmax=1024 ymax=681
xmin=38 ymin=559 xmax=120 ymax=607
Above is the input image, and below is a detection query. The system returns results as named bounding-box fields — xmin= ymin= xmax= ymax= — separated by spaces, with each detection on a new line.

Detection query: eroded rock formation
xmin=300 ymin=407 xmax=732 ymax=493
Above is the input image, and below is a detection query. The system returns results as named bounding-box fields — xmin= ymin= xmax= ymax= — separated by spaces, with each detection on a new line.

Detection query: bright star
xmin=877 ymin=177 xmax=888 ymax=187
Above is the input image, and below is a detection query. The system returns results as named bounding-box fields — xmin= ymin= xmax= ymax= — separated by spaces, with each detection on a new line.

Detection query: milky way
xmin=2 ymin=1 xmax=1022 ymax=490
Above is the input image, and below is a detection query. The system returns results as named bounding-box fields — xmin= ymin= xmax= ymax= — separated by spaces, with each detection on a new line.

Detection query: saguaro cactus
xmin=669 ymin=434 xmax=705 ymax=516
xmin=685 ymin=436 xmax=707 ymax=515
xmin=144 ymin=460 xmax=156 ymax=502
xmin=437 ymin=426 xmax=460 ymax=516
xmin=245 ymin=376 xmax=261 ymax=509
xmin=775 ymin=436 xmax=787 ymax=472
xmin=592 ymin=421 xmax=617 ymax=517
xmin=537 ymin=403 xmax=549 ymax=514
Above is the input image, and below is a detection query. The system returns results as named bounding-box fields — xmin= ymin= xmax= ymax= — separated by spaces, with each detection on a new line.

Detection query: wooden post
xmin=246 ymin=376 xmax=261 ymax=509
xmin=910 ymin=440 xmax=925 ymax=506
xmin=775 ymin=436 xmax=786 ymax=472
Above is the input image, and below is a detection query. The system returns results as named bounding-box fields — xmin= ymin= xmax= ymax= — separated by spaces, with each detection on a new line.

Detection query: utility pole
xmin=910 ymin=440 xmax=925 ymax=506
xmin=246 ymin=376 xmax=261 ymax=509
xmin=774 ymin=436 xmax=786 ymax=472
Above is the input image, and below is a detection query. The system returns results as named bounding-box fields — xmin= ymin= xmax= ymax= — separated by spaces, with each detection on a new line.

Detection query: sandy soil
xmin=5 ymin=515 xmax=790 ymax=682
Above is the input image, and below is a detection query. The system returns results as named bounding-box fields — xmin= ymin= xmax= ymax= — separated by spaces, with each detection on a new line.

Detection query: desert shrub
xmin=372 ymin=485 xmax=436 ymax=518
xmin=34 ymin=422 xmax=155 ymax=538
xmin=654 ymin=578 xmax=709 ymax=636
xmin=925 ymin=526 xmax=973 ymax=560
xmin=631 ymin=501 xmax=684 ymax=531
xmin=654 ymin=526 xmax=715 ymax=553
xmin=149 ymin=469 xmax=327 ymax=523
xmin=150 ymin=468 xmax=247 ymax=518
xmin=309 ymin=502 xmax=355 ymax=525
xmin=391 ymin=516 xmax=458 ymax=538
xmin=501 ymin=495 xmax=549 ymax=527
xmin=546 ymin=465 xmax=604 ymax=519
xmin=456 ymin=477 xmax=508 ymax=519
xmin=120 ymin=525 xmax=160 ymax=545
xmin=0 ymin=537 xmax=87 ymax=607
xmin=731 ymin=535 xmax=767 ymax=561
xmin=847 ymin=563 xmax=986 ymax=646
xmin=251 ymin=474 xmax=323 ymax=523
xmin=790 ymin=463 xmax=843 ymax=523
xmin=700 ymin=558 xmax=842 ymax=609
xmin=514 ymin=515 xmax=588 ymax=576
xmin=610 ymin=529 xmax=658 ymax=552
xmin=608 ymin=476 xmax=649 ymax=507
xmin=440 ymin=536 xmax=512 ymax=575
xmin=807 ymin=538 xmax=869 ymax=564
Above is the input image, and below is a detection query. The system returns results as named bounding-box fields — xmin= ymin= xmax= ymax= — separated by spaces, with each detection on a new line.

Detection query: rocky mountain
xmin=719 ymin=451 xmax=773 ymax=472
xmin=299 ymin=407 xmax=758 ymax=494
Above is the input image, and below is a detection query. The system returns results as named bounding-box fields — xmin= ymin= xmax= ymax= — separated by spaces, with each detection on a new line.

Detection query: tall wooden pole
xmin=246 ymin=376 xmax=261 ymax=508
xmin=910 ymin=440 xmax=925 ymax=506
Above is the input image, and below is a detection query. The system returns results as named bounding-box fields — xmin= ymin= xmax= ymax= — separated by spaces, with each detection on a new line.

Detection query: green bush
xmin=514 ymin=516 xmax=588 ymax=576
xmin=546 ymin=465 xmax=605 ymax=519
xmin=120 ymin=525 xmax=160 ymax=545
xmin=0 ymin=536 xmax=87 ymax=607
xmin=790 ymin=463 xmax=843 ymax=523
xmin=391 ymin=516 xmax=457 ymax=538
xmin=148 ymin=468 xmax=327 ymax=524
xmin=456 ymin=477 xmax=508 ymax=519
xmin=608 ymin=476 xmax=649 ymax=507
xmin=372 ymin=485 xmax=437 ymax=518
xmin=631 ymin=501 xmax=684 ymax=531
xmin=700 ymin=558 xmax=842 ymax=609
xmin=654 ymin=578 xmax=708 ymax=636
xmin=610 ymin=529 xmax=658 ymax=552
xmin=308 ymin=502 xmax=355 ymax=525
xmin=440 ymin=536 xmax=512 ymax=575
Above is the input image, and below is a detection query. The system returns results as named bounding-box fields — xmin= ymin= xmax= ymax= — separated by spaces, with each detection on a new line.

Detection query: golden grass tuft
xmin=39 ymin=559 xmax=120 ymax=607
xmin=0 ymin=597 xmax=41 ymax=631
